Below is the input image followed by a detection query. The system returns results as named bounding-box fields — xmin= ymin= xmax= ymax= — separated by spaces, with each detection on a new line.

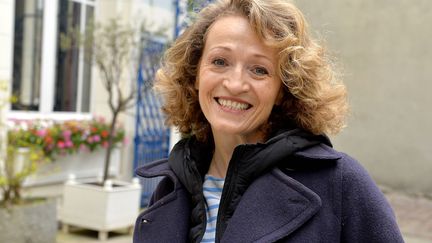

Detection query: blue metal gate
xmin=133 ymin=36 xmax=169 ymax=206
xmin=134 ymin=0 xmax=215 ymax=207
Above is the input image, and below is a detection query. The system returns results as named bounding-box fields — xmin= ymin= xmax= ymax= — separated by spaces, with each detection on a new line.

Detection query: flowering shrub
xmin=8 ymin=118 xmax=125 ymax=160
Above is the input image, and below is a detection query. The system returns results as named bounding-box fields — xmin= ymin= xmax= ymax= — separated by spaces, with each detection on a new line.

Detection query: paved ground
xmin=57 ymin=190 xmax=432 ymax=243
xmin=385 ymin=190 xmax=432 ymax=243
xmin=57 ymin=227 xmax=132 ymax=243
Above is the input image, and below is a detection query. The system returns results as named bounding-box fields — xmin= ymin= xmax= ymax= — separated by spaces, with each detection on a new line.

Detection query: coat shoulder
xmin=335 ymin=153 xmax=405 ymax=242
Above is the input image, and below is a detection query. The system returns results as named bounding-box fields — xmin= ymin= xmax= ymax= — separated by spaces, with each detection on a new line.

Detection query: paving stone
xmin=385 ymin=191 xmax=432 ymax=241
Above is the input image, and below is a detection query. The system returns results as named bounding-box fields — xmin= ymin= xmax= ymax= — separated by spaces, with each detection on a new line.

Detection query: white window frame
xmin=9 ymin=0 xmax=95 ymax=121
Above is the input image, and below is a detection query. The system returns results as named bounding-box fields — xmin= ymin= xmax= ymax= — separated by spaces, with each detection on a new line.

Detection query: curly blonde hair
xmin=155 ymin=0 xmax=348 ymax=142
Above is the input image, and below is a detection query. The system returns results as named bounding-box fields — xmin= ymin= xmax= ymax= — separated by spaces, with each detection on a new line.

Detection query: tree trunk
xmin=102 ymin=111 xmax=119 ymax=183
xmin=3 ymin=188 xmax=11 ymax=204
xmin=12 ymin=185 xmax=21 ymax=203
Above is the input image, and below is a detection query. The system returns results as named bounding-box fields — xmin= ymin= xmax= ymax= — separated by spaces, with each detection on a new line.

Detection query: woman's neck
xmin=208 ymin=131 xmax=264 ymax=178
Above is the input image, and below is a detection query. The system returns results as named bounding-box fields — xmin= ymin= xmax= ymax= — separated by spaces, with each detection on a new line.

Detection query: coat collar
xmin=135 ymin=140 xmax=341 ymax=242
xmin=295 ymin=143 xmax=342 ymax=161
xmin=135 ymin=163 xmax=322 ymax=242
xmin=135 ymin=142 xmax=342 ymax=177
xmin=134 ymin=159 xmax=191 ymax=242
xmin=135 ymin=158 xmax=178 ymax=186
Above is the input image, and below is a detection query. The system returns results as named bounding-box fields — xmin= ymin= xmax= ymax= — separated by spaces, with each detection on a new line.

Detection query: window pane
xmin=54 ymin=1 xmax=81 ymax=112
xmin=12 ymin=0 xmax=44 ymax=111
xmin=55 ymin=1 xmax=94 ymax=112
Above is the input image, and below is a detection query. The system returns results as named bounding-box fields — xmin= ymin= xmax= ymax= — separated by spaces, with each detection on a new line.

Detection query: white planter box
xmin=23 ymin=148 xmax=120 ymax=187
xmin=60 ymin=178 xmax=141 ymax=240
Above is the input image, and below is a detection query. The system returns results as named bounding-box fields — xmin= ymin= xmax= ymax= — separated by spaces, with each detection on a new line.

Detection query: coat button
xmin=142 ymin=218 xmax=150 ymax=224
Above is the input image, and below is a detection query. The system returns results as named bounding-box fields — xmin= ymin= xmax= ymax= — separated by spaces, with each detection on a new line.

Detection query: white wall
xmin=0 ymin=0 xmax=14 ymax=196
xmin=295 ymin=0 xmax=432 ymax=195
xmin=0 ymin=0 xmax=15 ymax=81
xmin=131 ymin=0 xmax=175 ymax=39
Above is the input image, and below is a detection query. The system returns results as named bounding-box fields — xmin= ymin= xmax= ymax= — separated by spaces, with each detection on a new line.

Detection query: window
xmin=12 ymin=0 xmax=44 ymax=111
xmin=11 ymin=0 xmax=95 ymax=114
xmin=55 ymin=0 xmax=94 ymax=112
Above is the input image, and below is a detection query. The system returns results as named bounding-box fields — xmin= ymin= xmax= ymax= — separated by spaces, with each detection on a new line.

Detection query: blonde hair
xmin=155 ymin=0 xmax=348 ymax=142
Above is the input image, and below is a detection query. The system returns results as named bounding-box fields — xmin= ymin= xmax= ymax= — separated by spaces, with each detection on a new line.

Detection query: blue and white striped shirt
xmin=201 ymin=174 xmax=225 ymax=243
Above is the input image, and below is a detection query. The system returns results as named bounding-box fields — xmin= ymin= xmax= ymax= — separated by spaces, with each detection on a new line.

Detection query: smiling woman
xmin=196 ymin=15 xmax=281 ymax=150
xmin=133 ymin=0 xmax=404 ymax=242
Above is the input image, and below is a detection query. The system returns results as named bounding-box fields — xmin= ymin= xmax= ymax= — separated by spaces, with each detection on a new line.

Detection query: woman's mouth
xmin=215 ymin=98 xmax=252 ymax=111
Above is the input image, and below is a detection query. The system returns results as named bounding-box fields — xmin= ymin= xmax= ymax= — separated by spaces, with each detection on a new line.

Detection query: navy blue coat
xmin=134 ymin=134 xmax=404 ymax=242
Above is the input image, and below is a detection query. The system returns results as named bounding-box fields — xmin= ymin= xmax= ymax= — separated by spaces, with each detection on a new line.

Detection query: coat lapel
xmin=134 ymin=159 xmax=191 ymax=243
xmin=135 ymin=185 xmax=191 ymax=243
xmin=221 ymin=168 xmax=322 ymax=243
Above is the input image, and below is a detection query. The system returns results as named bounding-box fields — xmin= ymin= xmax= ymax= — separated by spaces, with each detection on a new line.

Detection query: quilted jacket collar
xmin=136 ymin=131 xmax=342 ymax=180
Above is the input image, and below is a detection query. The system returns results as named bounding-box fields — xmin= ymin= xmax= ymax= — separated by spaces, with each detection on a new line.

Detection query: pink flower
xmin=36 ymin=129 xmax=47 ymax=137
xmin=92 ymin=135 xmax=101 ymax=142
xmin=65 ymin=140 xmax=73 ymax=148
xmin=87 ymin=136 xmax=94 ymax=143
xmin=57 ymin=141 xmax=65 ymax=149
xmin=62 ymin=130 xmax=72 ymax=139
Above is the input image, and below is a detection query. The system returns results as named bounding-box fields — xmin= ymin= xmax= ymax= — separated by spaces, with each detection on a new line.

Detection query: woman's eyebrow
xmin=207 ymin=46 xmax=273 ymax=63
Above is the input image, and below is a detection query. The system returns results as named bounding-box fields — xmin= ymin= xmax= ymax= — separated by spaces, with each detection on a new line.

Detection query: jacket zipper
xmin=215 ymin=145 xmax=245 ymax=242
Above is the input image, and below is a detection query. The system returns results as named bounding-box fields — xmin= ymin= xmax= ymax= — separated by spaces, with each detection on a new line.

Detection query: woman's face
xmin=196 ymin=15 xmax=281 ymax=142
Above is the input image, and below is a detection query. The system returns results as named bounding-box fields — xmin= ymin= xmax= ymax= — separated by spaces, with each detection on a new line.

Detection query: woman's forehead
xmin=203 ymin=15 xmax=277 ymax=56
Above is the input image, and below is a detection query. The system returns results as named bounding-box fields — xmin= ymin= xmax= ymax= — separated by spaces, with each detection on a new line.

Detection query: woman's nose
xmin=222 ymin=67 xmax=250 ymax=94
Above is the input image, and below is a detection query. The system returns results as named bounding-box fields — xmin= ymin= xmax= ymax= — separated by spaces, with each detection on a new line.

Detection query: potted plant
xmin=0 ymin=81 xmax=57 ymax=243
xmin=9 ymin=118 xmax=125 ymax=186
xmin=59 ymin=19 xmax=147 ymax=240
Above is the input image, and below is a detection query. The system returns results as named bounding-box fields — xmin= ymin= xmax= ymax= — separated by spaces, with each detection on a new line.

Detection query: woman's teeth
xmin=217 ymin=98 xmax=250 ymax=110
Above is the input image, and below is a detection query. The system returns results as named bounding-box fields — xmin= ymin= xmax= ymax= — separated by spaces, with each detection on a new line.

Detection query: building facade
xmin=1 ymin=0 xmax=175 ymax=183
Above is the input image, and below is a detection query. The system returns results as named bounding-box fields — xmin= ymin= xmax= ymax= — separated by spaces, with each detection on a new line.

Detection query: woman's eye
xmin=212 ymin=58 xmax=226 ymax=66
xmin=253 ymin=67 xmax=269 ymax=76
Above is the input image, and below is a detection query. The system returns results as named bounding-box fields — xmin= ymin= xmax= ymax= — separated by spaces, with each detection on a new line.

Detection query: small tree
xmin=0 ymin=81 xmax=45 ymax=207
xmin=61 ymin=19 xmax=160 ymax=183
